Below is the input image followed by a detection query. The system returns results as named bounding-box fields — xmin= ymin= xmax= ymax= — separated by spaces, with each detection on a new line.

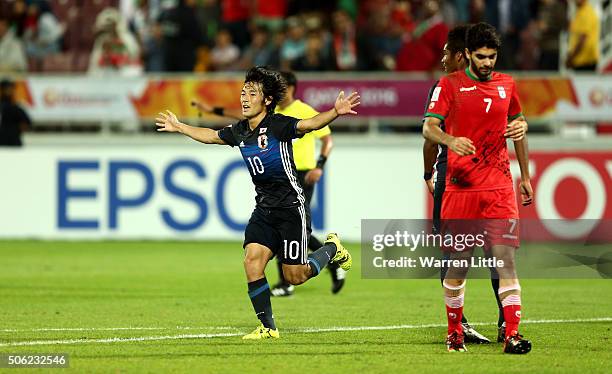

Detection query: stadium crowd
xmin=0 ymin=0 xmax=600 ymax=74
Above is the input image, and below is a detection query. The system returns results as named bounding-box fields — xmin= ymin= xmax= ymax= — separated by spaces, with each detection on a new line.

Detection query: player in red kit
xmin=423 ymin=22 xmax=533 ymax=354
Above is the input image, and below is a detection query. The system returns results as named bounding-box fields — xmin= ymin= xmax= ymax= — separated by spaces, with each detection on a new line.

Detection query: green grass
xmin=0 ymin=241 xmax=610 ymax=373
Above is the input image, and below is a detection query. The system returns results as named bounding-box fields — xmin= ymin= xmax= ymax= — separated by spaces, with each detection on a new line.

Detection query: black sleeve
xmin=217 ymin=124 xmax=238 ymax=147
xmin=270 ymin=114 xmax=301 ymax=141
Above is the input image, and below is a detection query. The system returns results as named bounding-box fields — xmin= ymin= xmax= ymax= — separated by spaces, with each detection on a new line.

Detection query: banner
xmin=12 ymin=75 xmax=612 ymax=122
xmin=426 ymin=151 xmax=612 ymax=241
xmin=0 ymin=145 xmax=423 ymax=241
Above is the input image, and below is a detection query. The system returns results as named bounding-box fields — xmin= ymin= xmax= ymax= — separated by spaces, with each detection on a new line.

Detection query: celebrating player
xmin=423 ymin=23 xmax=533 ymax=354
xmin=422 ymin=25 xmax=528 ymax=345
xmin=191 ymin=71 xmax=345 ymax=297
xmin=156 ymin=66 xmax=358 ymax=340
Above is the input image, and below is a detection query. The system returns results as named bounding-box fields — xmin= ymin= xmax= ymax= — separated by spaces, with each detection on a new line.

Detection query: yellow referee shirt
xmin=569 ymin=2 xmax=600 ymax=67
xmin=275 ymin=99 xmax=331 ymax=171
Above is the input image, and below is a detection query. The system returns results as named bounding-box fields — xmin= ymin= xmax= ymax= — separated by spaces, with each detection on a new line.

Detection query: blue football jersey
xmin=217 ymin=113 xmax=306 ymax=208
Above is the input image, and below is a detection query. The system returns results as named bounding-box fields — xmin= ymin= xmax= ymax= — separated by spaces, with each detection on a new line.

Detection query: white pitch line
xmin=0 ymin=317 xmax=610 ymax=347
xmin=0 ymin=326 xmax=239 ymax=333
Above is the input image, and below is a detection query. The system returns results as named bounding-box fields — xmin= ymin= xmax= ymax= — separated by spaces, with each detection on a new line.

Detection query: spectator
xmin=8 ymin=0 xmax=28 ymax=38
xmin=23 ymin=1 xmax=63 ymax=62
xmin=360 ymin=5 xmax=403 ymax=70
xmin=221 ymin=0 xmax=251 ymax=49
xmin=484 ymin=0 xmax=532 ymax=70
xmin=391 ymin=1 xmax=416 ymax=36
xmin=331 ymin=10 xmax=358 ymax=71
xmin=129 ymin=0 xmax=164 ymax=71
xmin=469 ymin=0 xmax=486 ymax=23
xmin=195 ymin=0 xmax=221 ymax=47
xmin=395 ymin=0 xmax=449 ymax=72
xmin=255 ymin=0 xmax=286 ymax=33
xmin=0 ymin=79 xmax=31 ymax=147
xmin=210 ymin=28 xmax=240 ymax=71
xmin=159 ymin=0 xmax=203 ymax=72
xmin=266 ymin=29 xmax=286 ymax=69
xmin=236 ymin=26 xmax=274 ymax=69
xmin=566 ymin=0 xmax=599 ymax=71
xmin=280 ymin=17 xmax=306 ymax=69
xmin=0 ymin=17 xmax=27 ymax=73
xmin=453 ymin=0 xmax=471 ymax=23
xmin=89 ymin=8 xmax=141 ymax=75
xmin=292 ymin=30 xmax=334 ymax=71
xmin=537 ymin=0 xmax=567 ymax=70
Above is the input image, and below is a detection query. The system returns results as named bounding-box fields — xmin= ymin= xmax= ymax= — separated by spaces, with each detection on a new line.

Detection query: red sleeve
xmin=424 ymin=76 xmax=452 ymax=121
xmin=508 ymin=79 xmax=523 ymax=120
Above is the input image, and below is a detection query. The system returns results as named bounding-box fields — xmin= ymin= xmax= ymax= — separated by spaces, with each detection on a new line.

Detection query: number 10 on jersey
xmin=247 ymin=156 xmax=264 ymax=175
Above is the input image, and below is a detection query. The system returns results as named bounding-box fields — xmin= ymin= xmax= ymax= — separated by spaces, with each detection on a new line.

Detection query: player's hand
xmin=155 ymin=110 xmax=182 ymax=132
xmin=425 ymin=178 xmax=434 ymax=195
xmin=448 ymin=137 xmax=476 ymax=156
xmin=505 ymin=119 xmax=528 ymax=141
xmin=334 ymin=91 xmax=360 ymax=115
xmin=191 ymin=99 xmax=213 ymax=113
xmin=519 ymin=179 xmax=534 ymax=206
xmin=304 ymin=168 xmax=323 ymax=185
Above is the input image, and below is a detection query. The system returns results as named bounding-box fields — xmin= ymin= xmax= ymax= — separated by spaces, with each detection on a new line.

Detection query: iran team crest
xmin=497 ymin=86 xmax=506 ymax=99
xmin=258 ymin=134 xmax=268 ymax=149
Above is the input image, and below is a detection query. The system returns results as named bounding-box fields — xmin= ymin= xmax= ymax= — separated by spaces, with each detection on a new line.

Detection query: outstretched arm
xmin=156 ymin=110 xmax=226 ymax=145
xmin=296 ymin=91 xmax=360 ymax=134
xmin=191 ymin=99 xmax=244 ymax=120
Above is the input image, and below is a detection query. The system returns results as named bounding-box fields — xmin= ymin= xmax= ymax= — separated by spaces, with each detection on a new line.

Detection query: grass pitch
xmin=0 ymin=241 xmax=610 ymax=373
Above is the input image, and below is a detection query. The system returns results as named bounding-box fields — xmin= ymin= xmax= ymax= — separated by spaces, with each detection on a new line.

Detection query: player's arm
xmin=296 ymin=91 xmax=360 ymax=135
xmin=155 ymin=110 xmax=226 ymax=145
xmin=422 ymin=117 xmax=475 ymax=156
xmin=191 ymin=99 xmax=244 ymax=120
xmin=504 ymin=114 xmax=528 ymax=141
xmin=305 ymin=134 xmax=333 ymax=185
xmin=512 ymin=136 xmax=533 ymax=206
xmin=423 ymin=139 xmax=437 ymax=194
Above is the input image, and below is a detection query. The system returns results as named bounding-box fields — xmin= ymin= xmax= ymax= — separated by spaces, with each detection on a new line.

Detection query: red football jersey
xmin=425 ymin=68 xmax=523 ymax=191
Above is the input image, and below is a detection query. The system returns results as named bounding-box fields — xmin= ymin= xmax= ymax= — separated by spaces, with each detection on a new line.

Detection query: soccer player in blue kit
xmin=155 ymin=67 xmax=358 ymax=340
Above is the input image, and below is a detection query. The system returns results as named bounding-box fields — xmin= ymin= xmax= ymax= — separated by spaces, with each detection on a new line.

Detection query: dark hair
xmin=447 ymin=24 xmax=469 ymax=55
xmin=244 ymin=66 xmax=287 ymax=113
xmin=465 ymin=22 xmax=501 ymax=52
xmin=280 ymin=71 xmax=297 ymax=90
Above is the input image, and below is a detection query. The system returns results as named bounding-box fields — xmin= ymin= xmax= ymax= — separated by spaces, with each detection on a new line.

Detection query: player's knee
xmin=243 ymin=253 xmax=265 ymax=272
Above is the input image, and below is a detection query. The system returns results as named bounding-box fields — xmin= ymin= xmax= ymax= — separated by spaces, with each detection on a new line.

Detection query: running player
xmin=422 ymin=25 xmax=527 ymax=345
xmin=191 ymin=71 xmax=345 ymax=296
xmin=423 ymin=23 xmax=533 ymax=354
xmin=156 ymin=66 xmax=358 ymax=340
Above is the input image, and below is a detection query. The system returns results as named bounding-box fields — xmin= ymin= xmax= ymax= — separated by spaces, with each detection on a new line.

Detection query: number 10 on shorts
xmin=283 ymin=240 xmax=300 ymax=260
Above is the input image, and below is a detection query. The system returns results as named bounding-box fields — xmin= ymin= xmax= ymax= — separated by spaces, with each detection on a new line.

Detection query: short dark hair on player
xmin=447 ymin=24 xmax=469 ymax=55
xmin=244 ymin=66 xmax=287 ymax=113
xmin=280 ymin=71 xmax=297 ymax=90
xmin=465 ymin=22 xmax=501 ymax=52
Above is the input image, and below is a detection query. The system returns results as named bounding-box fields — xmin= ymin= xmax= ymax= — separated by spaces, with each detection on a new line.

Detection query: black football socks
xmin=307 ymin=243 xmax=337 ymax=277
xmin=247 ymin=277 xmax=276 ymax=329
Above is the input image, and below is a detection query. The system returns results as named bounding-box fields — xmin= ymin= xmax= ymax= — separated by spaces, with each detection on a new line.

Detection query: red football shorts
xmin=441 ymin=188 xmax=520 ymax=250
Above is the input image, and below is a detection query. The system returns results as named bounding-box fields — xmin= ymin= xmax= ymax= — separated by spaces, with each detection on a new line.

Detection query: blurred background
xmin=0 ymin=0 xmax=610 ymax=242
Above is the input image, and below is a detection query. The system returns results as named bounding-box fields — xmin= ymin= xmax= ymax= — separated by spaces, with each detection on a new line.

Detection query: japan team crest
xmin=497 ymin=86 xmax=506 ymax=99
xmin=258 ymin=134 xmax=268 ymax=149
